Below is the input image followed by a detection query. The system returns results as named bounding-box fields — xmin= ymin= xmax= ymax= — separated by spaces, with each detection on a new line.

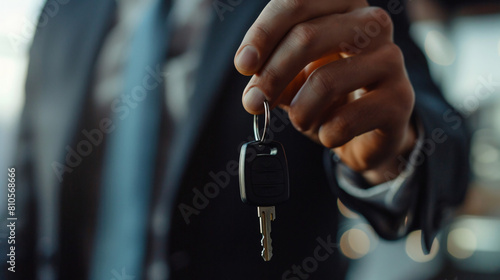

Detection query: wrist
xmin=362 ymin=122 xmax=417 ymax=185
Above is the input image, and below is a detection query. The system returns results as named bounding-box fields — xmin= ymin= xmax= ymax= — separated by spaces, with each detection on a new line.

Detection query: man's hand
xmin=234 ymin=0 xmax=417 ymax=185
xmin=235 ymin=0 xmax=416 ymax=184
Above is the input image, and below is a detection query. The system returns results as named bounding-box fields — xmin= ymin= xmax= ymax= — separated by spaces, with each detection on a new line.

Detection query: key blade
xmin=258 ymin=206 xmax=275 ymax=261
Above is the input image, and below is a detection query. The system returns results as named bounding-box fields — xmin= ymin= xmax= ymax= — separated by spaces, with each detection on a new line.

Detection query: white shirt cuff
xmin=336 ymin=118 xmax=425 ymax=213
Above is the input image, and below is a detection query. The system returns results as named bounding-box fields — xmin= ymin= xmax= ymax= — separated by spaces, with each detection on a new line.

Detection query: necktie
xmin=90 ymin=1 xmax=171 ymax=278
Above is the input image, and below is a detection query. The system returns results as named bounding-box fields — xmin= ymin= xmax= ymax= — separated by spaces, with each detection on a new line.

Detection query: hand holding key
xmin=235 ymin=0 xmax=417 ymax=185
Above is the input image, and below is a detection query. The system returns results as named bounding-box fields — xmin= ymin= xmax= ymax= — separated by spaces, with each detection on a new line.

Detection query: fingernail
xmin=235 ymin=45 xmax=259 ymax=73
xmin=243 ymin=87 xmax=266 ymax=112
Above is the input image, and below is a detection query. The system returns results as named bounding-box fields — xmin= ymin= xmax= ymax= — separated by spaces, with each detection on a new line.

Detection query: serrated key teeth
xmin=257 ymin=206 xmax=275 ymax=261
xmin=261 ymin=234 xmax=273 ymax=261
xmin=261 ymin=248 xmax=273 ymax=261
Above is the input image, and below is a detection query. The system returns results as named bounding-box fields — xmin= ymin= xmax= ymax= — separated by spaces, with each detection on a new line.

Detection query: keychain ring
xmin=253 ymin=100 xmax=270 ymax=143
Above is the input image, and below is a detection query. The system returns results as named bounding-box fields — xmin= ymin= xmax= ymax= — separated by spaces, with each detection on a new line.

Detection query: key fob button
xmin=253 ymin=184 xmax=285 ymax=197
xmin=251 ymin=156 xmax=282 ymax=170
xmin=251 ymin=156 xmax=285 ymax=185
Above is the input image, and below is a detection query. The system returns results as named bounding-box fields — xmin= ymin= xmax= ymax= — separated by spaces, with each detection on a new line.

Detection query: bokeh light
xmin=447 ymin=228 xmax=477 ymax=259
xmin=424 ymin=30 xmax=456 ymax=66
xmin=340 ymin=228 xmax=371 ymax=259
xmin=471 ymin=129 xmax=500 ymax=182
xmin=405 ymin=230 xmax=439 ymax=263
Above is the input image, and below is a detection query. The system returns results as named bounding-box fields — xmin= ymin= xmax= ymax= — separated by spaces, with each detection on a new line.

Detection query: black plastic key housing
xmin=239 ymin=141 xmax=290 ymax=206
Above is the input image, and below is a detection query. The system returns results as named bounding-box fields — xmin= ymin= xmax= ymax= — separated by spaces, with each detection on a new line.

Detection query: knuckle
xmin=399 ymin=85 xmax=415 ymax=114
xmin=352 ymin=7 xmax=394 ymax=43
xmin=288 ymin=105 xmax=310 ymax=132
xmin=289 ymin=22 xmax=319 ymax=50
xmin=319 ymin=117 xmax=352 ymax=149
xmin=369 ymin=7 xmax=390 ymax=21
xmin=379 ymin=43 xmax=404 ymax=73
xmin=278 ymin=0 xmax=307 ymax=11
xmin=319 ymin=134 xmax=336 ymax=149
xmin=330 ymin=115 xmax=352 ymax=141
xmin=387 ymin=43 xmax=404 ymax=61
xmin=367 ymin=7 xmax=393 ymax=34
xmin=251 ymin=24 xmax=272 ymax=44
xmin=260 ymin=65 xmax=281 ymax=89
xmin=390 ymin=82 xmax=415 ymax=119
xmin=308 ymin=69 xmax=336 ymax=99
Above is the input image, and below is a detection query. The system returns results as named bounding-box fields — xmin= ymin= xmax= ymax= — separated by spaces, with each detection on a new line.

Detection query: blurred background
xmin=0 ymin=0 xmax=45 ymax=205
xmin=0 ymin=0 xmax=499 ymax=279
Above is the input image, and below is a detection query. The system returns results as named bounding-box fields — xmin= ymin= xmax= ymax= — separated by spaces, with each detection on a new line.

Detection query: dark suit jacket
xmin=5 ymin=0 xmax=469 ymax=279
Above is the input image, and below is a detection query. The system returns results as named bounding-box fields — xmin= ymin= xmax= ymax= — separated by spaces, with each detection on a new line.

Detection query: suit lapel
xmin=159 ymin=0 xmax=267 ymax=202
xmin=25 ymin=0 xmax=115 ymax=262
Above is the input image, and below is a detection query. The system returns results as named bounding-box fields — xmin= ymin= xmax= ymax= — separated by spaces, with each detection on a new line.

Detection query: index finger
xmin=234 ymin=0 xmax=367 ymax=75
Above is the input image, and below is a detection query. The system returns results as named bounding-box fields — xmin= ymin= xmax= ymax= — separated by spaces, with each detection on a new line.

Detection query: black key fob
xmin=239 ymin=140 xmax=290 ymax=206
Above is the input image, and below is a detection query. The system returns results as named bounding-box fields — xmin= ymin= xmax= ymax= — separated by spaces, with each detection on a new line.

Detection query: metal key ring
xmin=253 ymin=100 xmax=270 ymax=143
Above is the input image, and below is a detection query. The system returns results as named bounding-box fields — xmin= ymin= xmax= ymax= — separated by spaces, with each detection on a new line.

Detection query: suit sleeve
xmin=325 ymin=1 xmax=470 ymax=253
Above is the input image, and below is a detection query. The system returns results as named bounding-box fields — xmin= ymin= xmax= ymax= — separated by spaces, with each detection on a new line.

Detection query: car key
xmin=239 ymin=100 xmax=290 ymax=261
xmin=240 ymin=141 xmax=289 ymax=261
